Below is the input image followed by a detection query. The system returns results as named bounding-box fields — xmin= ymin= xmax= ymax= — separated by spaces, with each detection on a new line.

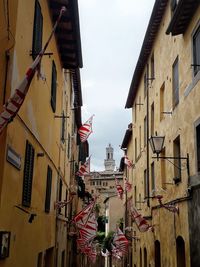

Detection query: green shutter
xmin=45 ymin=166 xmax=52 ymax=213
xmin=32 ymin=0 xmax=43 ymax=59
xmin=22 ymin=141 xmax=35 ymax=207
xmin=51 ymin=61 xmax=57 ymax=112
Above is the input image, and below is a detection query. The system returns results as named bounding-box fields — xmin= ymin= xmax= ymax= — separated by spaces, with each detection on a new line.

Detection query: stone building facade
xmin=123 ymin=0 xmax=200 ymax=266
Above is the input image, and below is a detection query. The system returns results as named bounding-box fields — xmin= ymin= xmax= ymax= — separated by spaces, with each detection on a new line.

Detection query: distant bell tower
xmin=104 ymin=144 xmax=115 ymax=171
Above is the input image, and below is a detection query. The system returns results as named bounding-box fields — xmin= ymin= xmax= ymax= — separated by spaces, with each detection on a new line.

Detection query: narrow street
xmin=0 ymin=0 xmax=200 ymax=266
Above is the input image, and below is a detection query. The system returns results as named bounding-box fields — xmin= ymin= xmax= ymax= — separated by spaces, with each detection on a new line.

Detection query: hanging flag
xmin=72 ymin=200 xmax=95 ymax=229
xmin=111 ymin=244 xmax=122 ymax=260
xmin=155 ymin=195 xmax=179 ymax=213
xmin=79 ymin=213 xmax=98 ymax=242
xmin=0 ymin=7 xmax=66 ymax=134
xmin=101 ymin=249 xmax=110 ymax=257
xmin=124 ymin=155 xmax=134 ymax=169
xmin=76 ymin=156 xmax=91 ymax=176
xmin=115 ymin=177 xmax=124 ymax=200
xmin=130 ymin=206 xmax=154 ymax=232
xmin=113 ymin=228 xmax=128 ymax=255
xmin=124 ymin=177 xmax=132 ymax=192
xmin=78 ymin=115 xmax=94 ymax=142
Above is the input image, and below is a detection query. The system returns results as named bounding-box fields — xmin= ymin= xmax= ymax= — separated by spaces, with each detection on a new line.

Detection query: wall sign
xmin=6 ymin=146 xmax=21 ymax=170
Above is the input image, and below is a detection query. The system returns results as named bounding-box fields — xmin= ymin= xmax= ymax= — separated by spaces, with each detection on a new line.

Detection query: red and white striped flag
xmin=115 ymin=178 xmax=124 ymax=200
xmin=113 ymin=228 xmax=128 ymax=255
xmin=76 ymin=156 xmax=90 ymax=176
xmin=155 ymin=195 xmax=179 ymax=213
xmin=72 ymin=200 xmax=95 ymax=229
xmin=124 ymin=177 xmax=132 ymax=192
xmin=78 ymin=115 xmax=94 ymax=142
xmin=79 ymin=213 xmax=98 ymax=242
xmin=124 ymin=155 xmax=134 ymax=169
xmin=130 ymin=206 xmax=154 ymax=232
xmin=0 ymin=7 xmax=66 ymax=134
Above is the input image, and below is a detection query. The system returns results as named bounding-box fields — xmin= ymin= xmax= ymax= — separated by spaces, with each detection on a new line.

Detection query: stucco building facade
xmin=123 ymin=0 xmax=200 ymax=267
xmin=0 ymin=1 xmax=87 ymax=266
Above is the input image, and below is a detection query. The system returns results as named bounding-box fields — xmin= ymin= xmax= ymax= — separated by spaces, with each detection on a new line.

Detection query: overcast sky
xmin=78 ymin=0 xmax=155 ymax=171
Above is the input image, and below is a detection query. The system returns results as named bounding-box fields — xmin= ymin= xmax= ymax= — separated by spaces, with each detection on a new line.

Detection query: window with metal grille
xmin=32 ymin=0 xmax=43 ymax=59
xmin=22 ymin=141 xmax=35 ymax=207
xmin=193 ymin=25 xmax=200 ymax=76
xmin=45 ymin=166 xmax=52 ymax=213
xmin=51 ymin=61 xmax=57 ymax=112
xmin=172 ymin=57 xmax=179 ymax=108
xmin=196 ymin=124 xmax=200 ymax=172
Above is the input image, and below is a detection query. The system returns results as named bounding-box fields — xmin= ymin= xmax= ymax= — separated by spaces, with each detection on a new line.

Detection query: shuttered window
xmin=45 ymin=166 xmax=52 ymax=213
xmin=51 ymin=61 xmax=57 ymax=112
xmin=193 ymin=26 xmax=200 ymax=76
xmin=196 ymin=124 xmax=200 ymax=172
xmin=32 ymin=0 xmax=43 ymax=59
xmin=22 ymin=141 xmax=35 ymax=207
xmin=172 ymin=57 xmax=179 ymax=108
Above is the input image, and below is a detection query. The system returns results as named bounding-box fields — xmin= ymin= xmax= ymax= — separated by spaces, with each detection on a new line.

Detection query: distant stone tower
xmin=104 ymin=144 xmax=115 ymax=171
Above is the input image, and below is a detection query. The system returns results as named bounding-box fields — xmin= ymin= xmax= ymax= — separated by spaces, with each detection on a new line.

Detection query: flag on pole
xmin=78 ymin=115 xmax=94 ymax=142
xmin=115 ymin=177 xmax=124 ymax=200
xmin=155 ymin=195 xmax=179 ymax=213
xmin=130 ymin=206 xmax=154 ymax=232
xmin=124 ymin=177 xmax=132 ymax=192
xmin=76 ymin=156 xmax=90 ymax=176
xmin=0 ymin=7 xmax=66 ymax=134
xmin=124 ymin=155 xmax=134 ymax=169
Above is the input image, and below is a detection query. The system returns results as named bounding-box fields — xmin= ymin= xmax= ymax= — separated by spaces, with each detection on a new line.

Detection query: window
xmin=134 ymin=103 xmax=137 ymax=123
xmin=173 ymin=135 xmax=181 ymax=182
xmin=161 ymin=148 xmax=166 ymax=188
xmin=67 ymin=134 xmax=70 ymax=159
xmin=144 ymin=116 xmax=147 ymax=147
xmin=45 ymin=166 xmax=52 ymax=213
xmin=196 ymin=123 xmax=200 ymax=172
xmin=139 ymin=126 xmax=142 ymax=152
xmin=22 ymin=141 xmax=35 ymax=207
xmin=37 ymin=252 xmax=43 ymax=267
xmin=155 ymin=240 xmax=161 ymax=267
xmin=135 ymin=138 xmax=137 ymax=161
xmin=140 ymin=248 xmax=142 ymax=267
xmin=58 ymin=179 xmax=62 ymax=214
xmin=65 ymin=190 xmax=68 ymax=217
xmin=144 ymin=64 xmax=149 ymax=98
xmin=151 ymin=162 xmax=155 ymax=192
xmin=61 ymin=112 xmax=65 ymax=143
xmin=172 ymin=57 xmax=179 ymax=108
xmin=151 ymin=53 xmax=155 ymax=79
xmin=32 ymin=0 xmax=43 ymax=59
xmin=51 ymin=61 xmax=57 ymax=112
xmin=176 ymin=236 xmax=186 ymax=267
xmin=134 ymin=186 xmax=137 ymax=207
xmin=61 ymin=250 xmax=65 ymax=267
xmin=160 ymin=83 xmax=165 ymax=120
xmin=144 ymin=169 xmax=148 ymax=198
xmin=144 ymin=248 xmax=147 ymax=267
xmin=193 ymin=25 xmax=200 ymax=76
xmin=151 ymin=103 xmax=154 ymax=135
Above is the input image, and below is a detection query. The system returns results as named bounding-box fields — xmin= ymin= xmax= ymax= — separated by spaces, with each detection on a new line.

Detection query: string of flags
xmin=0 ymin=7 xmax=66 ymax=134
xmin=71 ymin=199 xmax=98 ymax=263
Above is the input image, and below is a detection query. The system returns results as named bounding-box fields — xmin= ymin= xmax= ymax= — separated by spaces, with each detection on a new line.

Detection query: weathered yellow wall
xmin=129 ymin=3 xmax=200 ymax=267
xmin=0 ymin=0 xmax=76 ymax=266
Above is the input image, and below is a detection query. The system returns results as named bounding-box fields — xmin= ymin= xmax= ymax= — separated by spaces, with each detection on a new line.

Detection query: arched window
xmin=155 ymin=240 xmax=161 ymax=267
xmin=144 ymin=247 xmax=147 ymax=267
xmin=140 ymin=248 xmax=142 ymax=267
xmin=176 ymin=236 xmax=186 ymax=267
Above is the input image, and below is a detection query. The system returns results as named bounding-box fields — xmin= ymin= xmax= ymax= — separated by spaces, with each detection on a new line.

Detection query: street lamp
xmin=149 ymin=134 xmax=190 ymax=181
xmin=149 ymin=135 xmax=165 ymax=159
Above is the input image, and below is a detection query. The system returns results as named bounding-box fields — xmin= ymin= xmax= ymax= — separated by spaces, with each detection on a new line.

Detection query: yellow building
xmin=124 ymin=0 xmax=200 ymax=266
xmin=0 ymin=0 xmax=85 ymax=266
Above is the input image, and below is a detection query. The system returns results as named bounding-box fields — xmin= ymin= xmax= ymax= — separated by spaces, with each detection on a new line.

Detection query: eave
xmin=125 ymin=0 xmax=168 ymax=109
xmin=48 ymin=0 xmax=83 ymax=69
xmin=121 ymin=124 xmax=132 ymax=149
xmin=166 ymin=0 xmax=199 ymax=36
